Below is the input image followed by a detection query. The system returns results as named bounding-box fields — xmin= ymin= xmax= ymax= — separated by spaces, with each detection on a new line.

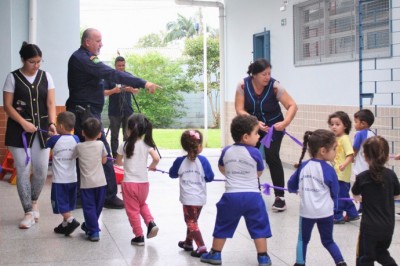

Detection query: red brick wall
xmin=0 ymin=106 xmax=66 ymax=160
xmin=0 ymin=107 xmax=7 ymax=160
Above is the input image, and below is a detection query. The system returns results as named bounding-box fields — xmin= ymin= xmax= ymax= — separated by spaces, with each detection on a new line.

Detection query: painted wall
xmin=0 ymin=0 xmax=79 ymax=106
xmin=224 ymin=0 xmax=360 ymax=106
xmin=0 ymin=0 xmax=29 ymax=88
xmin=222 ymin=0 xmax=399 ymax=174
xmin=36 ymin=0 xmax=80 ymax=105
xmin=0 ymin=0 xmax=79 ymax=159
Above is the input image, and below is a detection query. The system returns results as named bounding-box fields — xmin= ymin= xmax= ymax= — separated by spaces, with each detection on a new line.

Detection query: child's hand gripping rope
xmin=260 ymin=125 xmax=303 ymax=149
xmin=22 ymin=128 xmax=49 ymax=165
xmin=261 ymin=183 xmax=288 ymax=196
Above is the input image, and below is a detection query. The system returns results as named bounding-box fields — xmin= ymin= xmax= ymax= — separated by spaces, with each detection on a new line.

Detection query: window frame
xmin=293 ymin=0 xmax=391 ymax=66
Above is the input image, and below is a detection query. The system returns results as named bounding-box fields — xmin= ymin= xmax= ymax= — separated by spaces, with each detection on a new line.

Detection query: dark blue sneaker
xmin=81 ymin=222 xmax=88 ymax=235
xmin=88 ymin=232 xmax=100 ymax=242
xmin=258 ymin=254 xmax=272 ymax=266
xmin=333 ymin=218 xmax=345 ymax=224
xmin=200 ymin=251 xmax=221 ymax=265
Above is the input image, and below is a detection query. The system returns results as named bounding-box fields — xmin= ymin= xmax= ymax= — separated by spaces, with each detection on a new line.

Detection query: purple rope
xmin=262 ymin=183 xmax=355 ymax=201
xmin=338 ymin=197 xmax=354 ymax=201
xmin=112 ymin=161 xmax=171 ymax=175
xmin=260 ymin=125 xmax=274 ymax=148
xmin=284 ymin=130 xmax=304 ymax=147
xmin=262 ymin=183 xmax=288 ymax=196
xmin=151 ymin=168 xmax=169 ymax=174
xmin=110 ymin=157 xmax=168 ymax=173
xmin=260 ymin=125 xmax=303 ymax=149
xmin=113 ymin=164 xmax=227 ymax=181
xmin=22 ymin=128 xmax=48 ymax=165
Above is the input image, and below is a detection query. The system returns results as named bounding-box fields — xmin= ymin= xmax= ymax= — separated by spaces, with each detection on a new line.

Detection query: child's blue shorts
xmin=51 ymin=182 xmax=78 ymax=214
xmin=212 ymin=192 xmax=272 ymax=239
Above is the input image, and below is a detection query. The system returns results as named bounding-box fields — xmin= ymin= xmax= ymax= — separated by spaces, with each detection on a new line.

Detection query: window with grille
xmin=293 ymin=0 xmax=390 ymax=66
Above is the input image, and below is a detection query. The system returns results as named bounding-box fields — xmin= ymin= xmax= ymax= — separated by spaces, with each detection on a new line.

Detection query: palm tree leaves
xmin=164 ymin=14 xmax=197 ymax=43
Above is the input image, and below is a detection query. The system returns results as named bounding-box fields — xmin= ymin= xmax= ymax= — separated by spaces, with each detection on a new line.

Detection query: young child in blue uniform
xmin=201 ymin=114 xmax=272 ymax=266
xmin=288 ymin=129 xmax=347 ymax=266
xmin=72 ymin=117 xmax=107 ymax=241
xmin=169 ymin=130 xmax=214 ymax=257
xmin=353 ymin=109 xmax=376 ymax=175
xmin=46 ymin=111 xmax=80 ymax=236
xmin=352 ymin=109 xmax=375 ymax=215
xmin=352 ymin=136 xmax=400 ymax=266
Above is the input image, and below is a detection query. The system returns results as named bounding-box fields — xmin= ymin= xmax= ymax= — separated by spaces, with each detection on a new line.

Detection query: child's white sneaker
xmin=19 ymin=212 xmax=35 ymax=229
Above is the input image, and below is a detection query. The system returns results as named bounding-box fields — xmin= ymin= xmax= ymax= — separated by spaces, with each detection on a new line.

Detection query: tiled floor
xmin=0 ymin=148 xmax=399 ymax=266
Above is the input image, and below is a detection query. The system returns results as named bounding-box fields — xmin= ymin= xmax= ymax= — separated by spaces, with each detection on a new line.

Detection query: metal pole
xmin=29 ymin=0 xmax=37 ymax=44
xmin=358 ymin=0 xmax=363 ymax=109
xmin=203 ymin=12 xmax=208 ymax=146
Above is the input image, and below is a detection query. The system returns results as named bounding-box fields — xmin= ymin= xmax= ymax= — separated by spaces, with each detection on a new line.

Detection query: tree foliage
xmin=136 ymin=33 xmax=166 ymax=48
xmin=164 ymin=13 xmax=197 ymax=43
xmin=123 ymin=52 xmax=192 ymax=128
xmin=184 ymin=35 xmax=220 ymax=127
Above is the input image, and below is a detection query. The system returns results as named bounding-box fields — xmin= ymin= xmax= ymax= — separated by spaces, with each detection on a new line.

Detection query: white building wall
xmin=0 ymin=0 xmax=29 ymax=89
xmin=224 ymin=0 xmax=360 ymax=106
xmin=223 ymin=0 xmax=399 ymax=168
xmin=0 ymin=0 xmax=79 ymax=106
xmin=37 ymin=0 xmax=80 ymax=105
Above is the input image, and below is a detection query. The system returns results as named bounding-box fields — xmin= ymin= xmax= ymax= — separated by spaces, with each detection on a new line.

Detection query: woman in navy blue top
xmin=235 ymin=58 xmax=298 ymax=212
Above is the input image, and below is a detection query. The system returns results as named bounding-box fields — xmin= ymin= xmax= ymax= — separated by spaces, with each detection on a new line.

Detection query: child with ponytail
xmin=169 ymin=130 xmax=215 ymax=257
xmin=115 ymin=114 xmax=160 ymax=246
xmin=351 ymin=136 xmax=400 ymax=266
xmin=288 ymin=129 xmax=347 ymax=266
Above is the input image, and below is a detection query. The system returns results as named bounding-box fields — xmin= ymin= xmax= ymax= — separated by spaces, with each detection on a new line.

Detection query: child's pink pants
xmin=122 ymin=182 xmax=154 ymax=237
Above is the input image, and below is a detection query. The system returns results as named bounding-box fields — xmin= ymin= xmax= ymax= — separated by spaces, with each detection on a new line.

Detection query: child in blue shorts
xmin=46 ymin=111 xmax=80 ymax=236
xmin=200 ymin=114 xmax=272 ymax=266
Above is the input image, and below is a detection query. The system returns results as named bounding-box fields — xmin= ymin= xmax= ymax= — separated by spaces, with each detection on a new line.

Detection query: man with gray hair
xmin=66 ymin=28 xmax=161 ymax=209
